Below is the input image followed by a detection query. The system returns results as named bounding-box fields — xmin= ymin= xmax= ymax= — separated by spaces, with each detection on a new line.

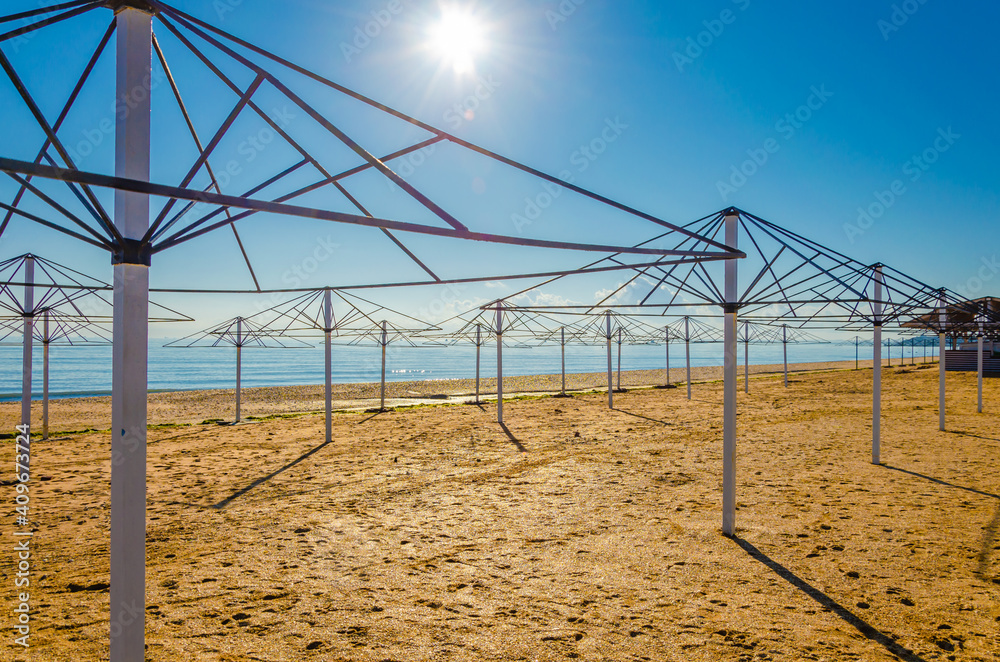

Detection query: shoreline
xmin=0 ymin=357 xmax=937 ymax=432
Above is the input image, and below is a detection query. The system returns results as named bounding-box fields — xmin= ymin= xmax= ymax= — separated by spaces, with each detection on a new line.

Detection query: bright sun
xmin=428 ymin=8 xmax=486 ymax=74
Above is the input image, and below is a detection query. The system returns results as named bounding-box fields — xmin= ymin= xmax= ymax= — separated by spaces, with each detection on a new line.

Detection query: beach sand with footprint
xmin=1 ymin=361 xmax=998 ymax=661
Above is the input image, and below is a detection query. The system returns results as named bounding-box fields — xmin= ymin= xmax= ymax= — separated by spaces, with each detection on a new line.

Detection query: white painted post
xmin=323 ymin=289 xmax=333 ymax=444
xmin=616 ymin=328 xmax=622 ymax=392
xmin=939 ymin=291 xmax=947 ymax=431
xmin=380 ymin=320 xmax=388 ymax=411
xmin=665 ymin=326 xmax=670 ymax=387
xmin=685 ymin=317 xmax=692 ymax=400
xmin=21 ymin=256 xmax=34 ymax=469
xmin=872 ymin=266 xmax=883 ymax=465
xmin=782 ymin=325 xmax=789 ymax=387
xmin=496 ymin=306 xmax=504 ymax=424
xmin=743 ymin=321 xmax=749 ymax=394
xmin=43 ymin=310 xmax=49 ymax=440
xmin=110 ymin=7 xmax=152 ymax=660
xmin=235 ymin=318 xmax=242 ymax=424
xmin=606 ymin=311 xmax=613 ymax=409
xmin=978 ymin=309 xmax=984 ymax=414
xmin=722 ymin=210 xmax=739 ymax=536
xmin=475 ymin=323 xmax=481 ymax=403
xmin=560 ymin=326 xmax=566 ymax=395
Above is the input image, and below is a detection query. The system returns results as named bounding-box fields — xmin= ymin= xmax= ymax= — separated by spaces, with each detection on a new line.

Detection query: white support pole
xmin=21 ymin=256 xmax=34 ymax=471
xmin=380 ymin=320 xmax=388 ymax=411
xmin=743 ymin=321 xmax=749 ymax=394
xmin=782 ymin=325 xmax=789 ymax=387
xmin=475 ymin=324 xmax=482 ymax=403
xmin=606 ymin=312 xmax=613 ymax=409
xmin=872 ymin=266 xmax=883 ymax=465
xmin=665 ymin=326 xmax=670 ymax=387
xmin=722 ymin=210 xmax=739 ymax=536
xmin=616 ymin=328 xmax=622 ymax=392
xmin=496 ymin=307 xmax=504 ymax=424
xmin=323 ymin=289 xmax=333 ymax=444
xmin=560 ymin=326 xmax=566 ymax=395
xmin=977 ymin=310 xmax=984 ymax=414
xmin=235 ymin=318 xmax=242 ymax=424
xmin=110 ymin=7 xmax=152 ymax=661
xmin=43 ymin=310 xmax=49 ymax=441
xmin=685 ymin=317 xmax=692 ymax=400
xmin=939 ymin=292 xmax=947 ymax=431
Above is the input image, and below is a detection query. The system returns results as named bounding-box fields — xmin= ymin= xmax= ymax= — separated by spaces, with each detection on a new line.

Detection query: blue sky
xmin=0 ymin=0 xmax=997 ymax=336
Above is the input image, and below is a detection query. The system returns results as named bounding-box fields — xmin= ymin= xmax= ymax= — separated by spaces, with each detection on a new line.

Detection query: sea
xmin=0 ymin=339 xmax=931 ymax=402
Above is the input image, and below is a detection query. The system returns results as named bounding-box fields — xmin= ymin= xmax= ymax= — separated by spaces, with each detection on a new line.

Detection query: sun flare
xmin=428 ymin=7 xmax=486 ymax=74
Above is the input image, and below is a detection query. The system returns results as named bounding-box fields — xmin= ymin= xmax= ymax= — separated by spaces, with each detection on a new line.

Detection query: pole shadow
xmin=358 ymin=409 xmax=387 ymax=424
xmin=499 ymin=422 xmax=527 ymax=453
xmin=730 ymin=537 xmax=929 ymax=662
xmin=612 ymin=407 xmax=671 ymax=426
xmin=211 ymin=437 xmax=335 ymax=510
xmin=881 ymin=465 xmax=999 ymax=500
xmin=947 ymin=430 xmax=1000 ymax=443
xmin=882 ymin=465 xmax=999 ymax=582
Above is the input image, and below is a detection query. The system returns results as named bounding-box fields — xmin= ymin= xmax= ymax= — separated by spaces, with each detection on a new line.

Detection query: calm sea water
xmin=0 ymin=339 xmax=929 ymax=401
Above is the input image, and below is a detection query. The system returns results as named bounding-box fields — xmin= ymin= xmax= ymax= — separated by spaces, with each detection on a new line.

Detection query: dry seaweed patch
xmin=1 ymin=364 xmax=997 ymax=661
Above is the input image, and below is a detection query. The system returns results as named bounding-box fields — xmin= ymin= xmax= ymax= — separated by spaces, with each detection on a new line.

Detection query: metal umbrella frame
xmin=0 ymin=308 xmax=111 ymax=439
xmin=165 ymin=316 xmax=312 ymax=423
xmin=0 ymin=2 xmax=742 ymax=655
xmin=489 ymin=207 xmax=978 ymax=535
xmin=239 ymin=288 xmax=438 ymax=434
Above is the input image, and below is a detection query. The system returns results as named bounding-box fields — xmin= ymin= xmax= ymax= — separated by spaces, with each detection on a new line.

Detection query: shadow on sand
xmin=731 ymin=537 xmax=929 ymax=662
xmin=499 ymin=422 xmax=527 ymax=453
xmin=212 ymin=437 xmax=335 ymax=510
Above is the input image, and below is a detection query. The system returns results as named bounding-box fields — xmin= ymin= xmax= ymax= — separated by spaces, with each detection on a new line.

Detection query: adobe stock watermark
xmin=673 ymin=0 xmax=752 ymax=72
xmin=65 ymin=68 xmax=168 ymax=167
xmin=512 ymin=117 xmax=629 ymax=234
xmin=213 ymin=0 xmax=243 ymax=20
xmin=5 ymin=1 xmax=53 ymax=55
xmin=387 ymin=75 xmax=501 ymax=191
xmin=546 ymin=0 xmax=587 ymax=31
xmin=956 ymin=255 xmax=999 ymax=299
xmin=877 ymin=0 xmax=931 ymax=41
xmin=181 ymin=105 xmax=297 ymax=223
xmin=13 ymin=423 xmax=32 ymax=649
xmin=843 ymin=126 xmax=959 ymax=244
xmin=340 ymin=0 xmax=410 ymax=63
xmin=717 ymin=85 xmax=833 ymax=201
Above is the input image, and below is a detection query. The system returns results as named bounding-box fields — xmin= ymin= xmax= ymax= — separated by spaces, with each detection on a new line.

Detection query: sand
xmin=0 ymin=360 xmax=997 ymax=661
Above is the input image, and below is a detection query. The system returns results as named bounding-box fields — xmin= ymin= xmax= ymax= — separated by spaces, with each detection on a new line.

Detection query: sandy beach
xmin=0 ymin=359 xmax=997 ymax=661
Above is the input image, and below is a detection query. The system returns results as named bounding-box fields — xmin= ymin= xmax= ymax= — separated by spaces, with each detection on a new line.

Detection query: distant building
xmin=902 ymin=296 xmax=999 ymax=375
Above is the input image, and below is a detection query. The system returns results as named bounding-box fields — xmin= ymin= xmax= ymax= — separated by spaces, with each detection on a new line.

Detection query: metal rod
xmin=43 ymin=310 xmax=49 ymax=440
xmin=939 ymin=293 xmax=947 ymax=431
xmin=978 ymin=310 xmax=984 ymax=414
xmin=665 ymin=326 xmax=670 ymax=387
xmin=606 ymin=312 xmax=613 ymax=409
xmin=380 ymin=320 xmax=387 ymax=411
xmin=235 ymin=318 xmax=242 ymax=423
xmin=722 ymin=210 xmax=739 ymax=536
xmin=324 ymin=289 xmax=332 ymax=443
xmin=685 ymin=317 xmax=692 ymax=400
xmin=872 ymin=266 xmax=883 ymax=465
xmin=560 ymin=326 xmax=566 ymax=395
xmin=496 ymin=306 xmax=504 ymax=424
xmin=21 ymin=256 xmax=34 ymax=464
xmin=109 ymin=8 xmax=151 ymax=661
xmin=616 ymin=328 xmax=622 ymax=392
xmin=743 ymin=321 xmax=749 ymax=394
xmin=783 ymin=325 xmax=788 ymax=387
xmin=475 ymin=324 xmax=481 ymax=404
